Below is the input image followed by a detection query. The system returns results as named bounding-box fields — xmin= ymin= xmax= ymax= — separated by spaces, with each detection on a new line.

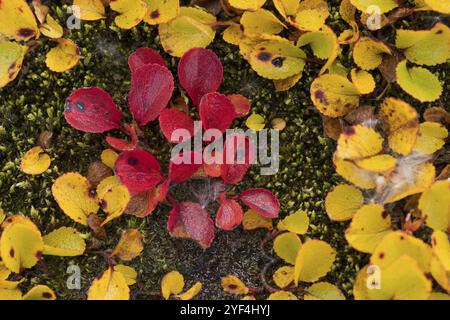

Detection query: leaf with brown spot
xmin=424 ymin=107 xmax=450 ymax=124
xmin=110 ymin=229 xmax=143 ymax=261
xmin=37 ymin=131 xmax=53 ymax=149
xmin=322 ymin=116 xmax=343 ymax=141
xmin=87 ymin=213 xmax=107 ymax=239
xmin=87 ymin=161 xmax=112 ymax=187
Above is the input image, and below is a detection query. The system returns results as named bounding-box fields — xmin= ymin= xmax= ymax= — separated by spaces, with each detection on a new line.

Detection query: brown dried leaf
xmin=424 ymin=107 xmax=450 ymax=124
xmin=38 ymin=131 xmax=53 ymax=149
xmin=322 ymin=117 xmax=343 ymax=141
xmin=437 ymin=165 xmax=450 ymax=181
xmin=170 ymin=96 xmax=189 ymax=114
xmin=87 ymin=161 xmax=112 ymax=187
xmin=344 ymin=105 xmax=376 ymax=125
xmin=87 ymin=213 xmax=107 ymax=238
xmin=190 ymin=0 xmax=223 ymax=16
xmin=378 ymin=52 xmax=400 ymax=83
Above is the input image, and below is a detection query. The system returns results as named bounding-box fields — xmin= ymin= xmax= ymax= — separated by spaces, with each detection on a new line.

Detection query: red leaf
xmin=221 ymin=133 xmax=256 ymax=184
xmin=199 ymin=92 xmax=235 ymax=133
xmin=126 ymin=179 xmax=169 ymax=217
xmin=178 ymin=48 xmax=223 ymax=106
xmin=115 ymin=149 xmax=163 ymax=193
xmin=167 ymin=201 xmax=215 ymax=249
xmin=106 ymin=124 xmax=138 ymax=151
xmin=228 ymin=94 xmax=251 ymax=118
xmin=169 ymin=151 xmax=202 ymax=183
xmin=128 ymin=48 xmax=165 ymax=73
xmin=237 ymin=188 xmax=280 ymax=218
xmin=159 ymin=108 xmax=195 ymax=143
xmin=129 ymin=64 xmax=174 ymax=126
xmin=64 ymin=87 xmax=122 ymax=133
xmin=215 ymin=194 xmax=244 ymax=230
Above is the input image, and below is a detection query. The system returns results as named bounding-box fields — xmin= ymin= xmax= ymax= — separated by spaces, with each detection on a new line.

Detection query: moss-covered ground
xmin=0 ymin=0 xmax=448 ymax=299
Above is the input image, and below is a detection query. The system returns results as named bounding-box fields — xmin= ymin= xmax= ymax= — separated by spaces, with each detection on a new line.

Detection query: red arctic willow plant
xmin=64 ymin=47 xmax=279 ymax=248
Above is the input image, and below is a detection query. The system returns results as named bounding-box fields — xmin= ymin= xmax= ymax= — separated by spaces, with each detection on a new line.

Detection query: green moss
xmin=0 ymin=0 xmax=448 ymax=300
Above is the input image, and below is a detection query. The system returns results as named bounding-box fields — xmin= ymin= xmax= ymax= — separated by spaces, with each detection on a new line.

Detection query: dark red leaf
xmin=159 ymin=108 xmax=195 ymax=143
xmin=215 ymin=194 xmax=244 ymax=230
xmin=106 ymin=124 xmax=138 ymax=151
xmin=64 ymin=87 xmax=122 ymax=133
xmin=199 ymin=92 xmax=235 ymax=133
xmin=221 ymin=133 xmax=256 ymax=184
xmin=167 ymin=201 xmax=215 ymax=249
xmin=128 ymin=48 xmax=165 ymax=73
xmin=169 ymin=151 xmax=202 ymax=183
xmin=125 ymin=179 xmax=169 ymax=217
xmin=228 ymin=94 xmax=251 ymax=118
xmin=115 ymin=149 xmax=162 ymax=193
xmin=129 ymin=64 xmax=174 ymax=126
xmin=237 ymin=188 xmax=280 ymax=218
xmin=178 ymin=48 xmax=223 ymax=106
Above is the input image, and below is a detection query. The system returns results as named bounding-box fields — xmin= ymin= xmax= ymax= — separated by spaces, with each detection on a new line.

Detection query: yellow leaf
xmin=379 ymin=97 xmax=419 ymax=156
xmin=396 ymin=23 xmax=450 ymax=66
xmin=249 ymin=40 xmax=306 ymax=80
xmin=304 ymin=282 xmax=346 ymax=300
xmin=114 ymin=264 xmax=137 ymax=286
xmin=345 ymin=204 xmax=393 ymax=253
xmin=396 ymin=60 xmax=442 ymax=102
xmin=430 ymin=231 xmax=450 ymax=292
xmin=336 ymin=125 xmax=383 ymax=160
xmin=273 ymin=232 xmax=302 ymax=264
xmin=0 ymin=288 xmax=22 ymax=300
xmin=241 ymin=9 xmax=285 ymax=36
xmin=333 ymin=155 xmax=377 ymax=189
xmin=161 ymin=271 xmax=185 ymax=299
xmin=242 ymin=209 xmax=273 ymax=230
xmin=273 ymin=73 xmax=302 ymax=91
xmin=419 ymin=180 xmax=450 ymax=231
xmin=310 ymin=74 xmax=360 ymax=117
xmin=245 ymin=113 xmax=265 ymax=131
xmin=0 ymin=0 xmax=39 ymax=41
xmin=159 ymin=7 xmax=216 ymax=57
xmin=97 ymin=176 xmax=130 ymax=226
xmin=42 ymin=227 xmax=86 ymax=257
xmin=423 ymin=0 xmax=450 ymax=14
xmin=325 ymin=184 xmax=363 ymax=222
xmin=143 ymin=0 xmax=179 ymax=25
xmin=0 ymin=221 xmax=44 ymax=273
xmin=176 ymin=282 xmax=202 ymax=300
xmin=350 ymin=69 xmax=376 ymax=94
xmin=267 ymin=290 xmax=298 ymax=300
xmin=273 ymin=0 xmax=300 ymax=19
xmin=110 ymin=0 xmax=146 ymax=29
xmin=20 ymin=146 xmax=51 ymax=175
xmin=367 ymin=255 xmax=431 ymax=300
xmin=294 ymin=239 xmax=335 ymax=284
xmin=73 ymin=0 xmax=105 ymax=21
xmin=87 ymin=267 xmax=130 ymax=300
xmin=241 ymin=295 xmax=256 ymax=300
xmin=101 ymin=149 xmax=119 ymax=169
xmin=22 ymin=285 xmax=56 ymax=300
xmin=340 ymin=0 xmax=356 ymax=25
xmin=277 ymin=210 xmax=309 ymax=234
xmin=352 ymin=265 xmax=370 ymax=300
xmin=354 ymin=154 xmax=397 ymax=173
xmin=0 ymin=263 xmax=11 ymax=281
xmin=370 ymin=231 xmax=432 ymax=273
xmin=413 ymin=122 xmax=448 ymax=155
xmin=111 ymin=229 xmax=143 ymax=261
xmin=0 ymin=40 xmax=27 ymax=88
xmin=223 ymin=23 xmax=245 ymax=45
xmin=429 ymin=292 xmax=450 ymax=300
xmin=273 ymin=266 xmax=294 ymax=288
xmin=221 ymin=275 xmax=249 ymax=295
xmin=45 ymin=38 xmax=80 ymax=73
xmin=353 ymin=37 xmax=391 ymax=70
xmin=228 ymin=0 xmax=266 ymax=10
xmin=297 ymin=28 xmax=338 ymax=60
xmin=52 ymin=172 xmax=100 ymax=226
xmin=40 ymin=14 xmax=64 ymax=39
xmin=350 ymin=0 xmax=398 ymax=13
xmin=1 ymin=214 xmax=40 ymax=233
xmin=293 ymin=0 xmax=330 ymax=31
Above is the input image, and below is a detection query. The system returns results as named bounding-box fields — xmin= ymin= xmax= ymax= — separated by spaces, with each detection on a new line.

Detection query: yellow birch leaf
xmin=413 ymin=122 xmax=448 ymax=155
xmin=350 ymin=0 xmax=398 ymax=13
xmin=273 ymin=232 xmax=302 ymax=264
xmin=87 ymin=267 xmax=130 ymax=300
xmin=0 ymin=0 xmax=39 ymax=41
xmin=336 ymin=125 xmax=383 ymax=160
xmin=161 ymin=271 xmax=184 ymax=299
xmin=273 ymin=266 xmax=294 ymax=288
xmin=419 ymin=180 xmax=450 ymax=231
xmin=304 ymin=282 xmax=346 ymax=300
xmin=333 ymin=155 xmax=377 ymax=189
xmin=97 ymin=176 xmax=130 ymax=226
xmin=221 ymin=275 xmax=249 ymax=295
xmin=177 ymin=282 xmax=202 ymax=300
xmin=246 ymin=113 xmax=265 ymax=131
xmin=277 ymin=210 xmax=309 ymax=234
xmin=40 ymin=14 xmax=64 ymax=39
xmin=267 ymin=291 xmax=298 ymax=300
xmin=354 ymin=154 xmax=397 ymax=173
xmin=241 ymin=9 xmax=285 ymax=36
xmin=111 ymin=228 xmax=143 ymax=261
xmin=143 ymin=0 xmax=180 ymax=25
xmin=20 ymin=146 xmax=51 ymax=175
xmin=353 ymin=37 xmax=391 ymax=70
xmin=22 ymin=285 xmax=56 ymax=300
xmin=0 ymin=40 xmax=27 ymax=88
xmin=72 ymin=0 xmax=105 ymax=21
xmin=345 ymin=204 xmax=393 ymax=253
xmin=293 ymin=0 xmax=329 ymax=31
xmin=294 ymin=239 xmax=335 ymax=284
xmin=350 ymin=69 xmax=376 ymax=94
xmin=52 ymin=172 xmax=100 ymax=226
xmin=325 ymin=184 xmax=364 ymax=221
xmin=42 ymin=227 xmax=86 ymax=257
xmin=114 ymin=264 xmax=137 ymax=286
xmin=110 ymin=0 xmax=146 ymax=29
xmin=228 ymin=0 xmax=266 ymax=11
xmin=100 ymin=149 xmax=119 ymax=169
xmin=45 ymin=38 xmax=80 ymax=73
xmin=242 ymin=209 xmax=273 ymax=230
